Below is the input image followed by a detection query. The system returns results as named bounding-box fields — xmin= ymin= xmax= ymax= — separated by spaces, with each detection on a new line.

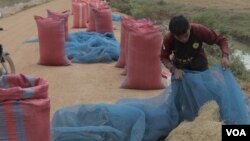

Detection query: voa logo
xmin=226 ymin=129 xmax=246 ymax=136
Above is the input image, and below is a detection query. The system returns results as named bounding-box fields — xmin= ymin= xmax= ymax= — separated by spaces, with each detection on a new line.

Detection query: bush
xmin=110 ymin=0 xmax=169 ymax=23
xmin=109 ymin=0 xmax=133 ymax=15
xmin=191 ymin=12 xmax=222 ymax=32
xmin=130 ymin=0 xmax=168 ymax=22
xmin=230 ymin=56 xmax=250 ymax=81
xmin=205 ymin=44 xmax=250 ymax=86
xmin=204 ymin=45 xmax=221 ymax=67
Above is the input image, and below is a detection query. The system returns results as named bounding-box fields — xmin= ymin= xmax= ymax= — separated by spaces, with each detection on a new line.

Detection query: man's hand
xmin=221 ymin=55 xmax=229 ymax=69
xmin=173 ymin=68 xmax=184 ymax=80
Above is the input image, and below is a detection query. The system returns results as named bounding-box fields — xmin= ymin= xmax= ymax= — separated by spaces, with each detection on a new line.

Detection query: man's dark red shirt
xmin=161 ymin=23 xmax=229 ymax=71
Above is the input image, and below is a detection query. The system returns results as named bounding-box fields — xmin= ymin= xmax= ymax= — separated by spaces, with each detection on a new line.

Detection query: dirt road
xmin=0 ymin=0 xmax=167 ymax=119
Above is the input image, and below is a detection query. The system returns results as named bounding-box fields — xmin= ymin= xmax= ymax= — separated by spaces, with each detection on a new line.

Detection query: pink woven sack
xmin=0 ymin=74 xmax=50 ymax=141
xmin=121 ymin=24 xmax=165 ymax=90
xmin=88 ymin=1 xmax=107 ymax=31
xmin=116 ymin=18 xmax=155 ymax=71
xmin=47 ymin=9 xmax=70 ymax=41
xmin=72 ymin=2 xmax=88 ymax=28
xmin=93 ymin=7 xmax=113 ymax=33
xmin=115 ymin=16 xmax=135 ymax=68
xmin=34 ymin=16 xmax=71 ymax=66
xmin=72 ymin=0 xmax=85 ymax=14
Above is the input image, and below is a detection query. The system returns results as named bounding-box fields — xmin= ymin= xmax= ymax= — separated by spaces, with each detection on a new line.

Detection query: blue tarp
xmin=51 ymin=65 xmax=250 ymax=141
xmin=65 ymin=32 xmax=120 ymax=63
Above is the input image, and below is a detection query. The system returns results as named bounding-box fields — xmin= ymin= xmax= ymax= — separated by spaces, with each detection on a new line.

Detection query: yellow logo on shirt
xmin=193 ymin=43 xmax=199 ymax=49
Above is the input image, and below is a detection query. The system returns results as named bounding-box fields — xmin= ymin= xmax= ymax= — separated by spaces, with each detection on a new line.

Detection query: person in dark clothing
xmin=161 ymin=15 xmax=229 ymax=80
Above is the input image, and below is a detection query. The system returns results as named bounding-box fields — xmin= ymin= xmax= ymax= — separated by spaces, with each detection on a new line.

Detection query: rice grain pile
xmin=165 ymin=101 xmax=222 ymax=141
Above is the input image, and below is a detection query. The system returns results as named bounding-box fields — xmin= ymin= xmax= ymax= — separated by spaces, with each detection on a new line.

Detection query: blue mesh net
xmin=51 ymin=65 xmax=250 ymax=141
xmin=168 ymin=65 xmax=250 ymax=124
xmin=23 ymin=32 xmax=120 ymax=64
xmin=112 ymin=14 xmax=121 ymax=22
xmin=65 ymin=32 xmax=120 ymax=63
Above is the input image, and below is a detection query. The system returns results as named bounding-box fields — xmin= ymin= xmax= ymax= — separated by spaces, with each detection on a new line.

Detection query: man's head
xmin=169 ymin=15 xmax=190 ymax=43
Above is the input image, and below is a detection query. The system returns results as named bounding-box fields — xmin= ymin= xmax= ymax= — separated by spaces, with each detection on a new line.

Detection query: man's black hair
xmin=169 ymin=15 xmax=190 ymax=36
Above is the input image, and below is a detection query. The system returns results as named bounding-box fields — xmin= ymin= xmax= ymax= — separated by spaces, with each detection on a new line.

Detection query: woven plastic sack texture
xmin=93 ymin=7 xmax=113 ymax=34
xmin=72 ymin=2 xmax=88 ymax=28
xmin=47 ymin=9 xmax=70 ymax=41
xmin=0 ymin=74 xmax=50 ymax=141
xmin=121 ymin=24 xmax=165 ymax=90
xmin=34 ymin=16 xmax=71 ymax=66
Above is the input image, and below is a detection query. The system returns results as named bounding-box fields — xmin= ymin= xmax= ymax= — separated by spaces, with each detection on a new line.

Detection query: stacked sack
xmin=117 ymin=17 xmax=165 ymax=90
xmin=71 ymin=0 xmax=113 ymax=33
xmin=34 ymin=10 xmax=71 ymax=66
xmin=0 ymin=74 xmax=50 ymax=141
xmin=116 ymin=17 xmax=156 ymax=73
xmin=71 ymin=0 xmax=89 ymax=28
xmin=115 ymin=16 xmax=135 ymax=68
xmin=88 ymin=0 xmax=113 ymax=33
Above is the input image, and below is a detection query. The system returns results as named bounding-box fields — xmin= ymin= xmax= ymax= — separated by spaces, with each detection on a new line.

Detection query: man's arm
xmin=193 ymin=24 xmax=229 ymax=56
xmin=193 ymin=24 xmax=230 ymax=68
xmin=161 ymin=33 xmax=175 ymax=73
